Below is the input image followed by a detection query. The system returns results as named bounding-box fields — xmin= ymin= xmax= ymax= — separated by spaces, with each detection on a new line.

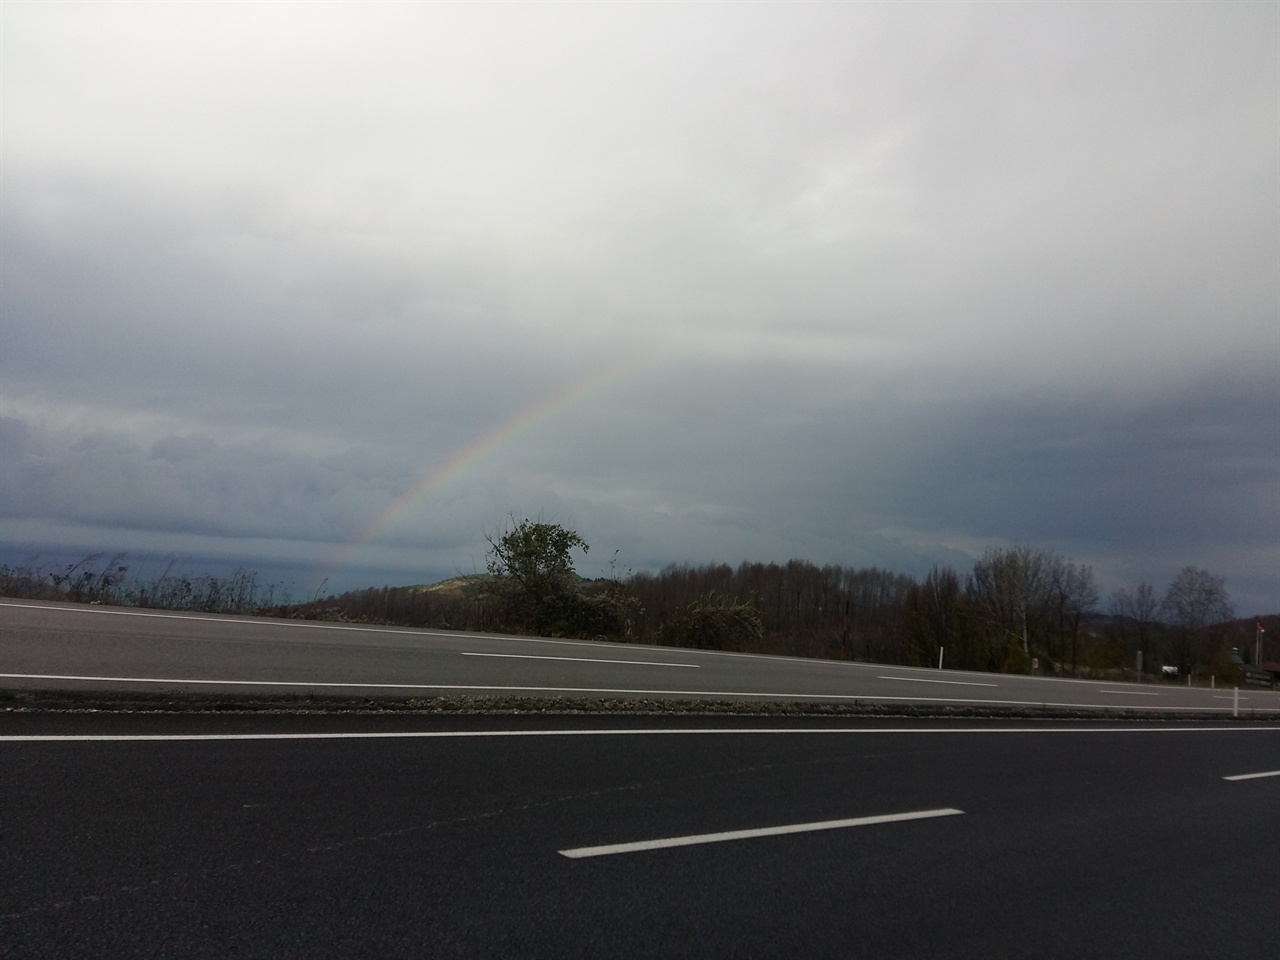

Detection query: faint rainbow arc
xmin=321 ymin=355 xmax=640 ymax=586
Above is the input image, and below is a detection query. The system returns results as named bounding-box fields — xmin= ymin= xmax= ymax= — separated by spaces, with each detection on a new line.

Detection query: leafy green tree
xmin=485 ymin=517 xmax=588 ymax=630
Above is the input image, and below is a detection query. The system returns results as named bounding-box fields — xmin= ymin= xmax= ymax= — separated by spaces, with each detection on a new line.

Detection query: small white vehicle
xmin=1161 ymin=665 xmax=1179 ymax=677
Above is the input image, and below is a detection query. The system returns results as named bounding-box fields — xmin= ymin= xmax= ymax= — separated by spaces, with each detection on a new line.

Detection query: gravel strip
xmin=1 ymin=688 xmax=1270 ymax=722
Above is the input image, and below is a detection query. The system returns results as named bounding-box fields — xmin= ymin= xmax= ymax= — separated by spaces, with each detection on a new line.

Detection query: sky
xmin=2 ymin=3 xmax=1277 ymax=614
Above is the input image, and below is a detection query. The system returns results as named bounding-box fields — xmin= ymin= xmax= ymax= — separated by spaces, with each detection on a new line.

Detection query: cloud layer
xmin=3 ymin=4 xmax=1276 ymax=611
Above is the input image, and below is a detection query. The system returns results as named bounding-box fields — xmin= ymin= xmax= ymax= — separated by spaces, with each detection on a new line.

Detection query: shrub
xmin=656 ymin=591 xmax=764 ymax=652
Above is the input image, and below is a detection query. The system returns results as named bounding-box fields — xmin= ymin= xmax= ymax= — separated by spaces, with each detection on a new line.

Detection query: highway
xmin=4 ymin=601 xmax=1278 ymax=957
xmin=4 ymin=599 xmax=1279 ymax=715
xmin=3 ymin=713 xmax=1278 ymax=958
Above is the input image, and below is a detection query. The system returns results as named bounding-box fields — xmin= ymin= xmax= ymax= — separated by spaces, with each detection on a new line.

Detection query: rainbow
xmin=320 ymin=354 xmax=642 ymax=585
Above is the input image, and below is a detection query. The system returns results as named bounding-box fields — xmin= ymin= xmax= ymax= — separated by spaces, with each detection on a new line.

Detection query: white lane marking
xmin=878 ymin=676 xmax=997 ymax=688
xmin=3 ymin=673 xmax=1279 ymax=713
xmin=460 ymin=653 xmax=698 ymax=668
xmin=558 ymin=808 xmax=965 ymax=859
xmin=1099 ymin=691 xmax=1160 ymax=696
xmin=1223 ymin=770 xmax=1280 ymax=782
xmin=3 ymin=727 xmax=1277 ymax=743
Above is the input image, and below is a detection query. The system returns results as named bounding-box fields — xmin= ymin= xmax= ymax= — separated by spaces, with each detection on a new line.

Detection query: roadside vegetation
xmin=0 ymin=554 xmax=283 ymax=614
xmin=2 ymin=524 xmax=1274 ymax=686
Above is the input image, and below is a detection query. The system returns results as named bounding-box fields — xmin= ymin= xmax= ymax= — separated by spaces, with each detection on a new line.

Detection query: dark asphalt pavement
xmin=3 ymin=714 xmax=1278 ymax=958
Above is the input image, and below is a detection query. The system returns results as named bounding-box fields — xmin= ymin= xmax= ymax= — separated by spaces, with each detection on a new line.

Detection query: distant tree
xmin=1109 ymin=581 xmax=1159 ymax=675
xmin=1160 ymin=566 xmax=1234 ymax=675
xmin=485 ymin=517 xmax=588 ymax=630
xmin=904 ymin=565 xmax=965 ymax=667
xmin=839 ymin=566 xmax=915 ymax=663
xmin=966 ymin=545 xmax=1057 ymax=669
xmin=1052 ymin=562 xmax=1098 ymax=675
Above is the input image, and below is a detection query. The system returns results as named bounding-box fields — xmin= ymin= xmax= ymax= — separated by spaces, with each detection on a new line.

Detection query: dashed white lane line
xmin=878 ymin=676 xmax=997 ymax=688
xmin=558 ymin=808 xmax=965 ymax=858
xmin=1099 ymin=690 xmax=1160 ymax=696
xmin=460 ymin=653 xmax=698 ymax=668
xmin=1223 ymin=770 xmax=1280 ymax=782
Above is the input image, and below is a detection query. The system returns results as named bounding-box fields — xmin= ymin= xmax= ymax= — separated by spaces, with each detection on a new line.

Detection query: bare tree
xmin=905 ymin=565 xmax=964 ymax=667
xmin=967 ymin=545 xmax=1056 ymax=666
xmin=1053 ymin=562 xmax=1098 ymax=675
xmin=1160 ymin=566 xmax=1234 ymax=675
xmin=1110 ymin=580 xmax=1159 ymax=676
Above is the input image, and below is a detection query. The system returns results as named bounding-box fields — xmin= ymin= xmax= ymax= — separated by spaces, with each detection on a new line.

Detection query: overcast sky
xmin=3 ymin=3 xmax=1277 ymax=613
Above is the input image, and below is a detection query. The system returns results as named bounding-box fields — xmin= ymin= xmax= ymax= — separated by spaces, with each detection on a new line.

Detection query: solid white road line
xmin=4 ymin=673 xmax=1278 ymax=712
xmin=558 ymin=808 xmax=965 ymax=858
xmin=878 ymin=676 xmax=997 ymax=687
xmin=460 ymin=653 xmax=698 ymax=668
xmin=1223 ymin=769 xmax=1280 ymax=782
xmin=3 ymin=727 xmax=1276 ymax=743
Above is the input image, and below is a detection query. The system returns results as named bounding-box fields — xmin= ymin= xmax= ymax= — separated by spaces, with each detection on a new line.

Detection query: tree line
xmin=1 ymin=521 xmax=1270 ymax=682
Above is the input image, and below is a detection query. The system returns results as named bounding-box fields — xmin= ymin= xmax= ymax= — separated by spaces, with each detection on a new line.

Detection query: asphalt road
xmin=3 ymin=714 xmax=1277 ymax=959
xmin=4 ymin=600 xmax=1278 ymax=715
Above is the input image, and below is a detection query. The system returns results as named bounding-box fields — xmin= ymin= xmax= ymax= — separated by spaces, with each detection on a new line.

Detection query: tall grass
xmin=0 ymin=554 xmax=284 ymax=614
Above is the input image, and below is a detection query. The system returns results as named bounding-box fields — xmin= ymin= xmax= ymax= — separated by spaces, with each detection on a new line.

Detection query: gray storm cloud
xmin=2 ymin=3 xmax=1276 ymax=611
